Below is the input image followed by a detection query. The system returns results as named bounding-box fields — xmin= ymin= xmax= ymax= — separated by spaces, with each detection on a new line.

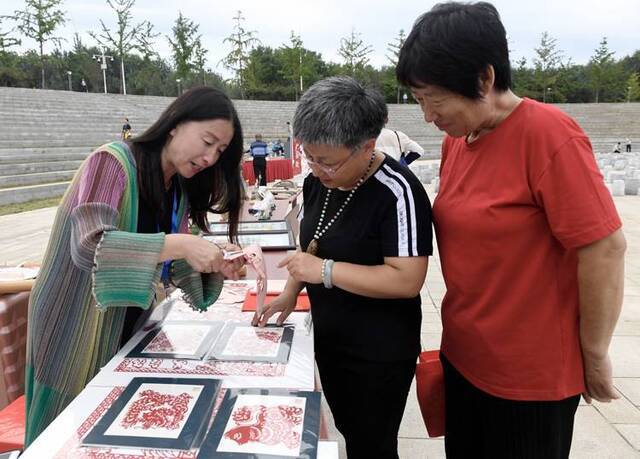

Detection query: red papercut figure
xmin=144 ymin=331 xmax=173 ymax=352
xmin=121 ymin=389 xmax=193 ymax=430
xmin=224 ymin=245 xmax=267 ymax=316
xmin=255 ymin=330 xmax=282 ymax=343
xmin=224 ymin=404 xmax=303 ymax=449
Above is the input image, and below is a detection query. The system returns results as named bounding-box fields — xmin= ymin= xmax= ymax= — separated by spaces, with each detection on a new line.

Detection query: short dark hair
xmin=396 ymin=2 xmax=512 ymax=99
xmin=293 ymin=76 xmax=387 ymax=149
xmin=130 ymin=86 xmax=244 ymax=240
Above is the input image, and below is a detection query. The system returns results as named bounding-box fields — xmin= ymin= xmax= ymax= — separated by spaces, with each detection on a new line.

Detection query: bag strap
xmin=393 ymin=130 xmax=404 ymax=154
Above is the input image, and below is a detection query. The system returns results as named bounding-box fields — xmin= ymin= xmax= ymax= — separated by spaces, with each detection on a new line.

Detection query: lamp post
xmin=628 ymin=85 xmax=632 ymax=103
xmin=92 ymin=47 xmax=114 ymax=94
xmin=402 ymin=93 xmax=408 ymax=104
xmin=176 ymin=78 xmax=182 ymax=96
xmin=66 ymin=70 xmax=72 ymax=91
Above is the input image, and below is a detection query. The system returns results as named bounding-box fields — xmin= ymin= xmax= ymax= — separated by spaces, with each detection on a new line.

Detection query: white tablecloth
xmin=21 ymin=283 xmax=327 ymax=458
xmin=21 ymin=386 xmax=337 ymax=459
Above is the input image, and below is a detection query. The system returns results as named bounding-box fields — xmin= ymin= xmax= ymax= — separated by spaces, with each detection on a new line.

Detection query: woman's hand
xmin=582 ymin=354 xmax=620 ymax=403
xmin=181 ymin=236 xmax=225 ymax=273
xmin=278 ymin=251 xmax=323 ymax=284
xmin=219 ymin=243 xmax=245 ymax=280
xmin=252 ymin=290 xmax=298 ymax=327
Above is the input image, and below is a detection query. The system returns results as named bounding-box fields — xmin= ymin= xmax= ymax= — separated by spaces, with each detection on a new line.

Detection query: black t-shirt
xmin=120 ymin=178 xmax=181 ymax=347
xmin=300 ymin=155 xmax=433 ymax=361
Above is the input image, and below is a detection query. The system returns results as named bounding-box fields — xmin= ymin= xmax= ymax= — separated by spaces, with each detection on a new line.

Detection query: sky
xmin=1 ymin=0 xmax=639 ymax=78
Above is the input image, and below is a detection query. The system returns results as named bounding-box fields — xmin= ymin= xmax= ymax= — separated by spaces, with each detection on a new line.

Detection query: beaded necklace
xmin=306 ymin=151 xmax=376 ymax=256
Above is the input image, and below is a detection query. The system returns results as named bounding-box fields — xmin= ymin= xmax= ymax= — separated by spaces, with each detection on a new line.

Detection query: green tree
xmin=221 ymin=10 xmax=261 ymax=99
xmin=278 ymin=32 xmax=314 ymax=100
xmin=627 ymin=72 xmax=640 ymax=102
xmin=167 ymin=11 xmax=203 ymax=89
xmin=589 ymin=37 xmax=616 ymax=103
xmin=0 ymin=16 xmax=21 ymax=52
xmin=90 ymin=0 xmax=158 ymax=94
xmin=9 ymin=0 xmax=67 ymax=89
xmin=386 ymin=29 xmax=405 ymax=103
xmin=338 ymin=28 xmax=373 ymax=78
xmin=533 ymin=31 xmax=563 ymax=102
xmin=193 ymin=37 xmax=208 ymax=85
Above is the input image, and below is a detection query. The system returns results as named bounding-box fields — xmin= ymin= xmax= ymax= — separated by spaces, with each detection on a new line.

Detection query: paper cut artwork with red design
xmin=220 ymin=326 xmax=284 ymax=358
xmin=104 ymin=383 xmax=203 ymax=439
xmin=224 ymin=245 xmax=267 ymax=315
xmin=142 ymin=324 xmax=211 ymax=355
xmin=216 ymin=394 xmax=306 ymax=456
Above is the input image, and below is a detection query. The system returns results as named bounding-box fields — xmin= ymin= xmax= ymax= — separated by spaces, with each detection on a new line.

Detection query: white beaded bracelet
xmin=323 ymin=259 xmax=334 ymax=289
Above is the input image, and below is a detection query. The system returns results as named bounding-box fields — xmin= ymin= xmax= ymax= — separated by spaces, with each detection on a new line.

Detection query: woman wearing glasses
xmin=254 ymin=76 xmax=433 ymax=459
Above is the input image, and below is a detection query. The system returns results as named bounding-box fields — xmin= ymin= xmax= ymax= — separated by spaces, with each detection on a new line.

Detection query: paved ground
xmin=1 ymin=185 xmax=639 ymax=458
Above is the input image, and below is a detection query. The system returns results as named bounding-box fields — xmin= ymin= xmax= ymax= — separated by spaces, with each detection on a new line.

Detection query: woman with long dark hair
xmin=25 ymin=86 xmax=246 ymax=445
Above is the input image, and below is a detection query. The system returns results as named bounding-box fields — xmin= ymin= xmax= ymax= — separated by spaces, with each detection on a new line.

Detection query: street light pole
xmin=402 ymin=93 xmax=408 ymax=104
xmin=176 ymin=78 xmax=182 ymax=96
xmin=92 ymin=47 xmax=114 ymax=94
xmin=66 ymin=71 xmax=72 ymax=91
xmin=628 ymin=86 xmax=632 ymax=103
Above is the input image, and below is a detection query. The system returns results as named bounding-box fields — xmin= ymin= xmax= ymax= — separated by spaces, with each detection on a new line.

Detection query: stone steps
xmin=0 ymin=181 xmax=69 ymax=206
xmin=0 ymin=160 xmax=82 ymax=175
xmin=0 ymin=170 xmax=76 ymax=189
xmin=0 ymin=86 xmax=638 ymax=206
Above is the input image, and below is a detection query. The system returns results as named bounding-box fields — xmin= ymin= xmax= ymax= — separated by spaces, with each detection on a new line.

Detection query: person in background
xmin=613 ymin=141 xmax=622 ymax=153
xmin=272 ymin=139 xmax=285 ymax=156
xmin=121 ymin=117 xmax=132 ymax=140
xmin=255 ymin=76 xmax=432 ymax=458
xmin=626 ymin=138 xmax=632 ymax=152
xmin=250 ymin=133 xmax=269 ymax=186
xmin=375 ymin=119 xmax=425 ymax=165
xmin=25 ymin=87 xmax=246 ymax=445
xmin=397 ymin=2 xmax=626 ymax=458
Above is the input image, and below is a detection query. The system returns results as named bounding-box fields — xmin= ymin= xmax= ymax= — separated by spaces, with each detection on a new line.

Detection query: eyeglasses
xmin=302 ymin=145 xmax=359 ymax=177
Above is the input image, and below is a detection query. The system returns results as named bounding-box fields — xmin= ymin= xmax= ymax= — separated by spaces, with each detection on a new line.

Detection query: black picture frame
xmin=206 ymin=323 xmax=295 ymax=364
xmin=126 ymin=321 xmax=224 ymax=360
xmin=82 ymin=377 xmax=222 ymax=451
xmin=197 ymin=388 xmax=321 ymax=459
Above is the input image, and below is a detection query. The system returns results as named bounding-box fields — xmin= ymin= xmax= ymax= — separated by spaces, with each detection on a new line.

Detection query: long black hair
xmin=129 ymin=86 xmax=244 ymax=241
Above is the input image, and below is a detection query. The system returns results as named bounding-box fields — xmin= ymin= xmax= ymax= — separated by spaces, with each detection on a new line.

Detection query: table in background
xmin=242 ymin=158 xmax=293 ymax=183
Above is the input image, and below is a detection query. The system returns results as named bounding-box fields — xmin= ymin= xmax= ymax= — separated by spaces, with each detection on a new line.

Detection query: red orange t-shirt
xmin=434 ymin=98 xmax=622 ymax=400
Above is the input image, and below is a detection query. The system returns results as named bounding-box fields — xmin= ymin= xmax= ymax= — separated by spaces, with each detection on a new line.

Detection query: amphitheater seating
xmin=0 ymin=86 xmax=639 ymax=205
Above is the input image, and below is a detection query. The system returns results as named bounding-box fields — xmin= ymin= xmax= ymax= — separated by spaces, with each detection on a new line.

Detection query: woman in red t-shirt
xmin=396 ymin=2 xmax=626 ymax=458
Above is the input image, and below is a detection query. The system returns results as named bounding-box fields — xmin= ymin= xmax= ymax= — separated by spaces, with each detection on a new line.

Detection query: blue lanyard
xmin=160 ymin=186 xmax=179 ymax=287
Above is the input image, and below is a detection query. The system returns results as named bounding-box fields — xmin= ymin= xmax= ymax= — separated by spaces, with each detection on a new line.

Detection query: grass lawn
xmin=0 ymin=197 xmax=60 ymax=216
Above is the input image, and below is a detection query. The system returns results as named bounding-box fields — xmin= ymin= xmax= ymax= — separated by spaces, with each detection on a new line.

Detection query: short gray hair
xmin=293 ymin=76 xmax=387 ymax=149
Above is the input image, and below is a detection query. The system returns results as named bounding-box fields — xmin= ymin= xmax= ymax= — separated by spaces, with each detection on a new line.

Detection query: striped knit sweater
xmin=24 ymin=142 xmax=223 ymax=446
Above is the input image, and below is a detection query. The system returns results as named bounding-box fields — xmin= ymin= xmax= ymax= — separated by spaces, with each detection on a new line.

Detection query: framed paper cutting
xmin=197 ymin=389 xmax=321 ymax=459
xmin=126 ymin=321 xmax=224 ymax=360
xmin=209 ymin=220 xmax=290 ymax=234
xmin=82 ymin=377 xmax=222 ymax=451
xmin=204 ymin=232 xmax=296 ymax=251
xmin=207 ymin=323 xmax=294 ymax=364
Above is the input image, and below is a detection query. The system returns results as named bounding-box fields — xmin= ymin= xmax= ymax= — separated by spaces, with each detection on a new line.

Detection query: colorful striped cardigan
xmin=24 ymin=142 xmax=223 ymax=445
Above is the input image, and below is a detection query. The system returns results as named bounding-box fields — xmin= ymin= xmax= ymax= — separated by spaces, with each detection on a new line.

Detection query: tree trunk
xmin=40 ymin=41 xmax=45 ymax=89
xmin=121 ymin=59 xmax=127 ymax=95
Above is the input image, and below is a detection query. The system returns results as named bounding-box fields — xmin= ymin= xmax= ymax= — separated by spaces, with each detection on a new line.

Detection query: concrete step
xmin=0 ymin=160 xmax=82 ymax=176
xmin=0 ymin=170 xmax=76 ymax=188
xmin=0 ymin=181 xmax=69 ymax=206
xmin=0 ymin=151 xmax=90 ymax=164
